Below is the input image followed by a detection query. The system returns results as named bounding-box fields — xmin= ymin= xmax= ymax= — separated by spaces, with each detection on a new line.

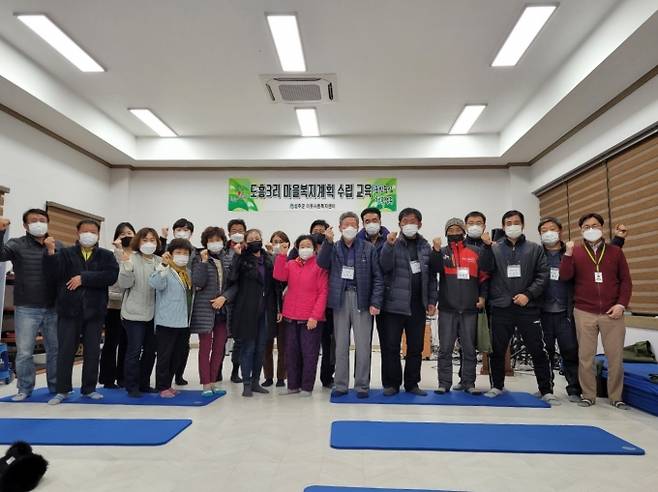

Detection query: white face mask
xmin=540 ymin=231 xmax=560 ymax=246
xmin=207 ymin=241 xmax=224 ymax=253
xmin=402 ymin=224 xmax=419 ymax=238
xmin=27 ymin=221 xmax=48 ymax=237
xmin=466 ymin=225 xmax=483 ymax=239
xmin=230 ymin=233 xmax=244 ymax=244
xmin=583 ymin=228 xmax=603 ymax=243
xmin=79 ymin=232 xmax=98 ymax=248
xmin=298 ymin=247 xmax=314 ymax=260
xmin=504 ymin=225 xmax=523 ymax=239
xmin=272 ymin=243 xmax=282 ymax=254
xmin=174 ymin=230 xmax=191 ymax=240
xmin=342 ymin=226 xmax=358 ymax=241
xmin=140 ymin=242 xmax=157 ymax=255
xmin=173 ymin=254 xmax=189 ymax=267
xmin=365 ymin=222 xmax=381 ymax=236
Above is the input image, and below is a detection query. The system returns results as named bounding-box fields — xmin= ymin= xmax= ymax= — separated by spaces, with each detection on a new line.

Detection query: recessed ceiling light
xmin=492 ymin=5 xmax=557 ymax=67
xmin=129 ymin=109 xmax=177 ymax=137
xmin=449 ymin=104 xmax=487 ymax=135
xmin=295 ymin=108 xmax=319 ymax=137
xmin=267 ymin=14 xmax=306 ymax=72
xmin=16 ymin=14 xmax=104 ymax=72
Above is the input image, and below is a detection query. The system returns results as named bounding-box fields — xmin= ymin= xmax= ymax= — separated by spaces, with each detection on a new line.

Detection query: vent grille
xmin=260 ymin=73 xmax=337 ymax=104
xmin=279 ymin=84 xmax=322 ymax=101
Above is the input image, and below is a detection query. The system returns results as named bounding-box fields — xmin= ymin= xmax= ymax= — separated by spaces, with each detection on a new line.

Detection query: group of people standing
xmin=0 ymin=204 xmax=632 ymax=408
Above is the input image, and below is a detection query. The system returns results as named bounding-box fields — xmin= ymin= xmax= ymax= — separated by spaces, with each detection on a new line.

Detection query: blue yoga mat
xmin=330 ymin=389 xmax=549 ymax=408
xmin=0 ymin=418 xmax=191 ymax=446
xmin=330 ymin=421 xmax=644 ymax=455
xmin=0 ymin=387 xmax=226 ymax=407
xmin=305 ymin=487 xmax=452 ymax=492
xmin=597 ymin=355 xmax=658 ymax=416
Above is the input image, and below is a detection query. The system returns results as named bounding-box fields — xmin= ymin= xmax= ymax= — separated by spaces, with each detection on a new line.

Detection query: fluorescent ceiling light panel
xmin=449 ymin=104 xmax=487 ymax=135
xmin=267 ymin=14 xmax=306 ymax=72
xmin=16 ymin=14 xmax=104 ymax=72
xmin=129 ymin=109 xmax=177 ymax=137
xmin=492 ymin=5 xmax=557 ymax=67
xmin=295 ymin=108 xmax=319 ymax=137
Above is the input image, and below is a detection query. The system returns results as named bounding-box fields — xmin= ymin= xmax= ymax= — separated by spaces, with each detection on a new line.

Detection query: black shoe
xmin=407 ymin=386 xmax=427 ymax=396
xmin=127 ymin=390 xmax=143 ymax=398
xmin=242 ymin=385 xmax=253 ymax=398
xmin=231 ymin=366 xmax=243 ymax=383
xmin=276 ymin=380 xmax=285 ymax=387
xmin=383 ymin=387 xmax=399 ymax=397
xmin=103 ymin=383 xmax=118 ymax=389
xmin=139 ymin=386 xmax=158 ymax=394
xmin=262 ymin=378 xmax=274 ymax=387
xmin=356 ymin=391 xmax=369 ymax=399
xmin=117 ymin=381 xmax=125 ymax=389
xmin=331 ymin=390 xmax=348 ymax=398
xmin=175 ymin=377 xmax=188 ymax=386
xmin=251 ymin=383 xmax=270 ymax=394
xmin=434 ymin=387 xmax=449 ymax=395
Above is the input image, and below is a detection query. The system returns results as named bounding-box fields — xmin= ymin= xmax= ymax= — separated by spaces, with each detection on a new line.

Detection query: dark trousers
xmin=286 ymin=320 xmax=323 ymax=392
xmin=240 ymin=313 xmax=268 ymax=384
xmin=174 ymin=329 xmax=191 ymax=380
xmin=155 ymin=326 xmax=188 ymax=391
xmin=263 ymin=321 xmax=287 ymax=381
xmin=320 ymin=308 xmax=335 ymax=387
xmin=380 ymin=301 xmax=427 ymax=391
xmin=123 ymin=319 xmax=157 ymax=392
xmin=375 ymin=314 xmax=391 ymax=388
xmin=99 ymin=308 xmax=127 ymax=386
xmin=56 ymin=316 xmax=103 ymax=395
xmin=541 ymin=311 xmax=581 ymax=396
xmin=490 ymin=306 xmax=553 ymax=395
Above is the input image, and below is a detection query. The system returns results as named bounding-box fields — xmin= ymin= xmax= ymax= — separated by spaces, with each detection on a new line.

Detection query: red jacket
xmin=559 ymin=242 xmax=632 ymax=315
xmin=273 ymin=254 xmax=328 ymax=321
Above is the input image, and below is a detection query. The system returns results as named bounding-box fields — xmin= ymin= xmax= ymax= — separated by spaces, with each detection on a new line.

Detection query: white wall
xmin=0 ymin=110 xmax=112 ymax=243
xmin=121 ymin=168 xmax=538 ymax=245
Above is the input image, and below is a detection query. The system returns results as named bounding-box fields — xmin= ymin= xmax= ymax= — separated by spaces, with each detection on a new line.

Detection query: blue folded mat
xmin=597 ymin=355 xmax=658 ymax=416
xmin=330 ymin=421 xmax=644 ymax=455
xmin=0 ymin=418 xmax=192 ymax=446
xmin=330 ymin=389 xmax=549 ymax=408
xmin=0 ymin=387 xmax=226 ymax=407
xmin=305 ymin=487 xmax=453 ymax=492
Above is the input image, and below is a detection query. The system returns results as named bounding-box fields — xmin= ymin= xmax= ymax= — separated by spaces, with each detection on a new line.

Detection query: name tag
xmin=457 ymin=267 xmax=470 ymax=280
xmin=507 ymin=265 xmax=521 ymax=278
xmin=550 ymin=267 xmax=560 ymax=281
xmin=341 ymin=266 xmax=355 ymax=280
xmin=410 ymin=261 xmax=421 ymax=274
xmin=594 ymin=271 xmax=603 ymax=283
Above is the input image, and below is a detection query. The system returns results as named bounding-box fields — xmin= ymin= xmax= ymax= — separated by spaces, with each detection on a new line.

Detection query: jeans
xmin=14 ymin=306 xmax=58 ymax=394
xmin=240 ymin=313 xmax=268 ymax=385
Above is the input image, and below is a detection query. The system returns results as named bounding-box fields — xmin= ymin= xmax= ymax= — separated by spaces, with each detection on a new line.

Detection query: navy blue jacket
xmin=316 ymin=237 xmax=384 ymax=311
xmin=356 ymin=225 xmax=390 ymax=255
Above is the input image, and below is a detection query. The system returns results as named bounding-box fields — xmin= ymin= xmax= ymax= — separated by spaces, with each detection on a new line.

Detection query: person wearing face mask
xmin=149 ymin=239 xmax=194 ymax=398
xmin=357 ymin=207 xmax=390 ymax=253
xmin=156 ymin=218 xmax=195 ymax=256
xmin=463 ymin=211 xmax=494 ymax=248
xmin=225 ymin=218 xmax=248 ymax=383
xmin=273 ymin=235 xmax=328 ymax=396
xmin=190 ymin=227 xmax=237 ymax=396
xmin=430 ymin=218 xmax=492 ymax=395
xmin=483 ymin=210 xmax=556 ymax=404
xmin=316 ymin=212 xmax=384 ymax=398
xmin=0 ymin=209 xmax=62 ymax=401
xmin=379 ymin=208 xmax=438 ymax=396
xmin=117 ymin=228 xmax=162 ymax=397
xmin=228 ymin=229 xmax=281 ymax=397
xmin=560 ymin=213 xmax=632 ymax=410
xmin=262 ymin=230 xmax=291 ymax=387
xmin=44 ymin=219 xmax=119 ymax=405
xmin=98 ymin=222 xmax=134 ymax=389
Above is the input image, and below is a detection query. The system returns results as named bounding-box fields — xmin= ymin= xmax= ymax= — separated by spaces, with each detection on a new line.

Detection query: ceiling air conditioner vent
xmin=260 ymin=74 xmax=337 ymax=104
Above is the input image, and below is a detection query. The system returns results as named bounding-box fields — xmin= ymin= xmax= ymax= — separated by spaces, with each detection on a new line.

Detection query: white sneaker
xmin=484 ymin=388 xmax=504 ymax=398
xmin=11 ymin=393 xmax=29 ymax=402
xmin=48 ymin=393 xmax=68 ymax=405
xmin=300 ymin=390 xmax=312 ymax=397
xmin=542 ymin=393 xmax=561 ymax=406
xmin=83 ymin=391 xmax=104 ymax=400
xmin=452 ymin=382 xmax=465 ymax=391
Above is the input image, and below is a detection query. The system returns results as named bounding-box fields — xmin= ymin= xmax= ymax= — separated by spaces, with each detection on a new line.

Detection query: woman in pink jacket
xmin=273 ymin=234 xmax=328 ymax=396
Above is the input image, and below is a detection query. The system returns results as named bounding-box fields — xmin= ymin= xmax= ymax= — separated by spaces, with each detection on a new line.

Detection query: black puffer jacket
xmin=379 ymin=234 xmax=438 ymax=316
xmin=0 ymin=231 xmax=62 ymax=308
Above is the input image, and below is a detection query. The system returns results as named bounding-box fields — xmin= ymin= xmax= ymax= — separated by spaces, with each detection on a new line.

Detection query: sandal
xmin=201 ymin=390 xmax=214 ymax=398
xmin=578 ymin=398 xmax=595 ymax=407
xmin=611 ymin=400 xmax=629 ymax=410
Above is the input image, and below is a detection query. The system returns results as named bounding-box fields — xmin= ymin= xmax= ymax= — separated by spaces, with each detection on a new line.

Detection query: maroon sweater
xmin=559 ymin=242 xmax=632 ymax=315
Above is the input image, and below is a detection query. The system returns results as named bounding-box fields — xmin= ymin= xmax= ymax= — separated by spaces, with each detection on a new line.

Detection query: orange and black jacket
xmin=429 ymin=240 xmax=492 ymax=313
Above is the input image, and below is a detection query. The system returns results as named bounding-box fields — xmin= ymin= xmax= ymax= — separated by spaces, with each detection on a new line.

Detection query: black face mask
xmin=311 ymin=233 xmax=325 ymax=245
xmin=246 ymin=241 xmax=262 ymax=254
xmin=447 ymin=234 xmax=464 ymax=244
xmin=120 ymin=237 xmax=132 ymax=248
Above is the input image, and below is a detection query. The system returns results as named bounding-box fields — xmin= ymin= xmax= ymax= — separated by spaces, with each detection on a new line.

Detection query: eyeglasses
xmin=582 ymin=224 xmax=602 ymax=231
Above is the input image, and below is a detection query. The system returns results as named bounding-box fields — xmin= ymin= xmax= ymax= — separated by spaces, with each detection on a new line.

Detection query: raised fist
xmin=432 ymin=237 xmax=442 ymax=252
xmin=0 ymin=217 xmax=10 ymax=232
xmin=387 ymin=231 xmax=398 ymax=245
xmin=44 ymin=236 xmax=57 ymax=254
xmin=200 ymin=249 xmax=209 ymax=263
xmin=565 ymin=241 xmax=575 ymax=256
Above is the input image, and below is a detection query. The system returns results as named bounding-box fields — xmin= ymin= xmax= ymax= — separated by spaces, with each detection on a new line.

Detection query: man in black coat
xmin=44 ymin=219 xmax=119 ymax=405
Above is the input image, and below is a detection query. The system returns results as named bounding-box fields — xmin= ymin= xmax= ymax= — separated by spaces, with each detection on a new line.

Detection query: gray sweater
xmin=118 ymin=252 xmax=162 ymax=322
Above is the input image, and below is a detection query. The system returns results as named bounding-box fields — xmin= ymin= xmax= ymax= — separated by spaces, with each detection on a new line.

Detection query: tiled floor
xmin=1 ymin=351 xmax=657 ymax=492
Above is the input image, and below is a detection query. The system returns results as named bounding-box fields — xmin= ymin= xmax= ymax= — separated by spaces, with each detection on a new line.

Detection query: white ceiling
xmin=0 ymin=0 xmax=657 ymax=167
